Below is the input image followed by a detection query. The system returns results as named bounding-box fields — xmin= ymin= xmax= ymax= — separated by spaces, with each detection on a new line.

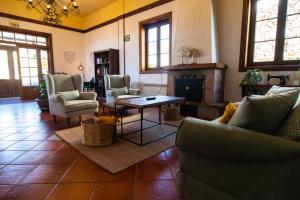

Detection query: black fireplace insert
xmin=175 ymin=76 xmax=203 ymax=102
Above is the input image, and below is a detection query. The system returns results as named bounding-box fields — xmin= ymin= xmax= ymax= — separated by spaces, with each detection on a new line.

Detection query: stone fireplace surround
xmin=166 ymin=63 xmax=227 ymax=119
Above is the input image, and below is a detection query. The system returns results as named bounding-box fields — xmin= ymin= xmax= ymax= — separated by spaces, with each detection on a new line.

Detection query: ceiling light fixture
xmin=22 ymin=0 xmax=80 ymax=25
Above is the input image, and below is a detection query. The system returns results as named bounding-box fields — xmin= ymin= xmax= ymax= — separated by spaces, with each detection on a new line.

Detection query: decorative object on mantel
xmin=240 ymin=69 xmax=263 ymax=96
xmin=21 ymin=0 xmax=80 ymax=24
xmin=267 ymin=74 xmax=290 ymax=86
xmin=189 ymin=48 xmax=201 ymax=64
xmin=176 ymin=47 xmax=190 ymax=64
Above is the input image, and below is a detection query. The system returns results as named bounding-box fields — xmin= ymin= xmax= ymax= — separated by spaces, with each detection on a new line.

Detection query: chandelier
xmin=23 ymin=0 xmax=80 ymax=24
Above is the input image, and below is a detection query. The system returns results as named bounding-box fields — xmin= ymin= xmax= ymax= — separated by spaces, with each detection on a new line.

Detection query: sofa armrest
xmin=128 ymin=89 xmax=141 ymax=96
xmin=49 ymin=94 xmax=67 ymax=105
xmin=80 ymin=92 xmax=97 ymax=100
xmin=176 ymin=117 xmax=300 ymax=162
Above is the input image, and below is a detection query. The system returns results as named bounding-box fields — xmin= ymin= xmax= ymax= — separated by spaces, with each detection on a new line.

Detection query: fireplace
xmin=166 ymin=64 xmax=227 ymax=120
xmin=175 ymin=76 xmax=203 ymax=102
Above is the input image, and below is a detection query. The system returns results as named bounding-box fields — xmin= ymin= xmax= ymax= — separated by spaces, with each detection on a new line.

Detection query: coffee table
xmin=114 ymin=95 xmax=185 ymax=146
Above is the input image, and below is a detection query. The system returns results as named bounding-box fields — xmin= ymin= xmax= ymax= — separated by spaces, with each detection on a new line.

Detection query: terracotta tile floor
xmin=0 ymin=101 xmax=180 ymax=200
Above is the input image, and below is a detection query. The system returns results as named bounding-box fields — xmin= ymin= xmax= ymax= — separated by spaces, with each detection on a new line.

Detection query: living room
xmin=0 ymin=0 xmax=300 ymax=199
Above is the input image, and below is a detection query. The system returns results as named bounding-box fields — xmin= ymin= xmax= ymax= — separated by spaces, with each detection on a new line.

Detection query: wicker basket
xmin=164 ymin=107 xmax=179 ymax=121
xmin=81 ymin=116 xmax=115 ymax=147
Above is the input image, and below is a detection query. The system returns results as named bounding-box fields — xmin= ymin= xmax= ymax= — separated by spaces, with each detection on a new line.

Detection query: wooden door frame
xmin=0 ymin=45 xmax=19 ymax=97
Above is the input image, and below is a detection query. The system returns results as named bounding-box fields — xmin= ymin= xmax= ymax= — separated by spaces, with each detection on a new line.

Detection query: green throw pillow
xmin=276 ymin=103 xmax=300 ymax=141
xmin=228 ymin=89 xmax=300 ymax=134
xmin=57 ymin=90 xmax=80 ymax=101
xmin=112 ymin=87 xmax=128 ymax=97
xmin=266 ymin=85 xmax=298 ymax=95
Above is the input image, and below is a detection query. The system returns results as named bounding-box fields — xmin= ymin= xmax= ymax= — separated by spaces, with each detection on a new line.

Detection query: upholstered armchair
xmin=104 ymin=75 xmax=141 ymax=103
xmin=45 ymin=74 xmax=99 ymax=126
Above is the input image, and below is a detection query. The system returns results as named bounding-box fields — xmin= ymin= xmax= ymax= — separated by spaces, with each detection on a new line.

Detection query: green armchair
xmin=45 ymin=73 xmax=99 ymax=126
xmin=175 ymin=117 xmax=300 ymax=200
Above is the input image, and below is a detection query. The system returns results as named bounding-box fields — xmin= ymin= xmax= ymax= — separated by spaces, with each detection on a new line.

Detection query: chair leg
xmin=53 ymin=115 xmax=56 ymax=123
xmin=67 ymin=118 xmax=71 ymax=128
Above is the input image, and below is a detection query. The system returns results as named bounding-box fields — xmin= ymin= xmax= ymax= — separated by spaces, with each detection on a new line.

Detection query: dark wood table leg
xmin=114 ymin=102 xmax=117 ymax=141
xmin=140 ymin=108 xmax=143 ymax=145
xmin=158 ymin=105 xmax=162 ymax=125
xmin=120 ymin=110 xmax=123 ymax=135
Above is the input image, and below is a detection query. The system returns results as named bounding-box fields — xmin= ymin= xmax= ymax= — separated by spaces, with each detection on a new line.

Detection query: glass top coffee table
xmin=114 ymin=95 xmax=185 ymax=146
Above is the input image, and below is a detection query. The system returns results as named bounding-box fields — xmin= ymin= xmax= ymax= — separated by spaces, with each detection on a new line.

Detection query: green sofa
xmin=175 ymin=116 xmax=300 ymax=200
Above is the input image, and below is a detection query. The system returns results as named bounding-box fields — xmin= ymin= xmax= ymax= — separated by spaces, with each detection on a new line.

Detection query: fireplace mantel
xmin=166 ymin=62 xmax=226 ymax=119
xmin=165 ymin=63 xmax=226 ymax=70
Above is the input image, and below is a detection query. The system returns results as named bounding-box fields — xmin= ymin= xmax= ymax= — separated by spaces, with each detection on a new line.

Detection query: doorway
xmin=0 ymin=26 xmax=54 ymax=100
xmin=0 ymin=45 xmax=20 ymax=98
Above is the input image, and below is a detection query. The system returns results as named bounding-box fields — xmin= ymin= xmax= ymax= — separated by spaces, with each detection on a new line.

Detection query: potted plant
xmin=36 ymin=74 xmax=49 ymax=111
xmin=189 ymin=48 xmax=201 ymax=64
xmin=240 ymin=69 xmax=263 ymax=96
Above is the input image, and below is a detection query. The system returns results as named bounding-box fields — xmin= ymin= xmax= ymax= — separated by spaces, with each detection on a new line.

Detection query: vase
xmin=181 ymin=56 xmax=184 ymax=64
xmin=191 ymin=56 xmax=197 ymax=64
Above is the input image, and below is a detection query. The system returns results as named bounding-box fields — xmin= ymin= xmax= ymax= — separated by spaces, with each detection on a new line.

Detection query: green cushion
xmin=64 ymin=100 xmax=98 ymax=113
xmin=53 ymin=74 xmax=75 ymax=92
xmin=266 ymin=85 xmax=298 ymax=95
xmin=57 ymin=90 xmax=80 ymax=101
xmin=112 ymin=87 xmax=128 ymax=96
xmin=110 ymin=75 xmax=126 ymax=88
xmin=228 ymin=89 xmax=300 ymax=134
xmin=277 ymin=103 xmax=300 ymax=141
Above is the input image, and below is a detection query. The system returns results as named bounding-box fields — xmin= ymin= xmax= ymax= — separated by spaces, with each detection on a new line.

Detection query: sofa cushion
xmin=110 ymin=76 xmax=126 ymax=88
xmin=117 ymin=95 xmax=140 ymax=99
xmin=266 ymin=85 xmax=298 ymax=95
xmin=64 ymin=100 xmax=98 ymax=113
xmin=57 ymin=90 xmax=80 ymax=101
xmin=228 ymin=89 xmax=300 ymax=134
xmin=53 ymin=75 xmax=75 ymax=92
xmin=112 ymin=87 xmax=128 ymax=97
xmin=276 ymin=103 xmax=300 ymax=141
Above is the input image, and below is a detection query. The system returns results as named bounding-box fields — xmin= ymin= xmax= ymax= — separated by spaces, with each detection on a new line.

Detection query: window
xmin=139 ymin=12 xmax=172 ymax=73
xmin=240 ymin=0 xmax=300 ymax=71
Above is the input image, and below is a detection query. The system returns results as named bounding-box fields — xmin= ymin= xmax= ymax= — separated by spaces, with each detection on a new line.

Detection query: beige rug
xmin=56 ymin=112 xmax=182 ymax=174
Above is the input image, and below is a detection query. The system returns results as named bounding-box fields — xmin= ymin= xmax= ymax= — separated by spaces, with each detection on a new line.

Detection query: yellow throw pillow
xmin=219 ymin=103 xmax=239 ymax=124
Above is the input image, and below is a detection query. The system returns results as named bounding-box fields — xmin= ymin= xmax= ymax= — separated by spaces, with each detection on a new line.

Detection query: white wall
xmin=83 ymin=0 xmax=216 ymax=90
xmin=0 ymin=17 xmax=85 ymax=76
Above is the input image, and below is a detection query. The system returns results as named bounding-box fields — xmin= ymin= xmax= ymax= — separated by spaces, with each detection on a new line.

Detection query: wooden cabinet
xmin=94 ymin=49 xmax=119 ymax=97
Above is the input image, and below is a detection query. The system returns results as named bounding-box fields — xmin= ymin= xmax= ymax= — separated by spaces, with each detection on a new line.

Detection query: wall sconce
xmin=78 ymin=63 xmax=85 ymax=80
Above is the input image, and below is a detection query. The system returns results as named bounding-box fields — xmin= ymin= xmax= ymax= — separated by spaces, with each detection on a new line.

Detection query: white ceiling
xmin=76 ymin=0 xmax=117 ymax=16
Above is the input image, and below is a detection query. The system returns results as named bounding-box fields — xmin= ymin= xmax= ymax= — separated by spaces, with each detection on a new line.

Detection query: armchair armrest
xmin=176 ymin=117 xmax=300 ymax=162
xmin=49 ymin=94 xmax=67 ymax=105
xmin=80 ymin=92 xmax=97 ymax=100
xmin=128 ymin=89 xmax=141 ymax=96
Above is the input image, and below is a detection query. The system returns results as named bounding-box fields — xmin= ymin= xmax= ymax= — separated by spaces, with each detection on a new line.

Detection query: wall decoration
xmin=64 ymin=51 xmax=76 ymax=64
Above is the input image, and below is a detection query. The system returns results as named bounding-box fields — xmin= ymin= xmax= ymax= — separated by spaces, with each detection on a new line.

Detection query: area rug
xmin=56 ymin=112 xmax=182 ymax=174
